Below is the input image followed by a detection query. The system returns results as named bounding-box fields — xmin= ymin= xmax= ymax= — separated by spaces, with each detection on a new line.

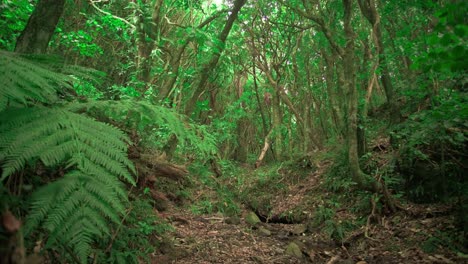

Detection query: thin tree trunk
xmin=184 ymin=0 xmax=247 ymax=116
xmin=134 ymin=0 xmax=164 ymax=94
xmin=156 ymin=11 xmax=226 ymax=101
xmin=271 ymin=92 xmax=282 ymax=160
xmin=358 ymin=0 xmax=401 ymax=124
xmin=322 ymin=50 xmax=344 ymax=138
xmin=157 ymin=41 xmax=190 ymax=101
xmin=343 ymin=0 xmax=369 ymax=189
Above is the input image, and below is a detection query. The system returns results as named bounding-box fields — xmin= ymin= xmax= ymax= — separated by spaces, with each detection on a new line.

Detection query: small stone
xmin=258 ymin=226 xmax=271 ymax=236
xmin=245 ymin=211 xmax=261 ymax=226
xmin=291 ymin=224 xmax=307 ymax=235
xmin=285 ymin=242 xmax=303 ymax=258
xmin=225 ymin=216 xmax=241 ymax=225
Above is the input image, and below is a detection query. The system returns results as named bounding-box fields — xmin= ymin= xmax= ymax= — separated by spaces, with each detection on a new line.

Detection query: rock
xmin=258 ymin=226 xmax=271 ymax=236
xmin=245 ymin=211 xmax=261 ymax=226
xmin=291 ymin=224 xmax=307 ymax=235
xmin=225 ymin=216 xmax=241 ymax=225
xmin=293 ymin=239 xmax=305 ymax=249
xmin=285 ymin=242 xmax=303 ymax=258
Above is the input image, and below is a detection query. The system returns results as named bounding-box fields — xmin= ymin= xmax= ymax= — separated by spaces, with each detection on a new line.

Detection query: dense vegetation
xmin=0 ymin=0 xmax=466 ymax=263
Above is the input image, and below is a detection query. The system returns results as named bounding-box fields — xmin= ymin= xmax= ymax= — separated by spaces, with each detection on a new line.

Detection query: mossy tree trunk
xmin=342 ymin=0 xmax=370 ymax=189
xmin=358 ymin=0 xmax=401 ymax=124
xmin=134 ymin=0 xmax=164 ymax=94
xmin=15 ymin=0 xmax=66 ymax=54
xmin=184 ymin=0 xmax=247 ymax=116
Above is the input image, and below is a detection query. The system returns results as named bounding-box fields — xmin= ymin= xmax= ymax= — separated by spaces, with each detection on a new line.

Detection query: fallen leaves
xmin=2 ymin=210 xmax=21 ymax=234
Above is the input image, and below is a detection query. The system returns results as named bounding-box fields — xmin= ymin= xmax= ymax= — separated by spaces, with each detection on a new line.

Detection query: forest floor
xmin=149 ymin=159 xmax=466 ymax=264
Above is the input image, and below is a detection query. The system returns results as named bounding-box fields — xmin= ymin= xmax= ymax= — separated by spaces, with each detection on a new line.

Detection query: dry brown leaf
xmin=2 ymin=210 xmax=21 ymax=234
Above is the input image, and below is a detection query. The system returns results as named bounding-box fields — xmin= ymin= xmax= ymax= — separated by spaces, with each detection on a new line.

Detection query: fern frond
xmin=0 ymin=51 xmax=66 ymax=110
xmin=46 ymin=208 xmax=97 ymax=263
xmin=67 ymin=99 xmax=218 ymax=158
xmin=0 ymin=51 xmax=105 ymax=111
xmin=0 ymin=106 xmax=136 ymax=263
xmin=79 ymin=157 xmax=128 ymax=201
xmin=26 ymin=171 xmax=125 ymax=264
xmin=0 ymin=107 xmax=136 ymax=184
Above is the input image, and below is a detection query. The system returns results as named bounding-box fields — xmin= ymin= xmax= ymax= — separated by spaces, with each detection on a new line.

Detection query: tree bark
xmin=15 ymin=0 xmax=66 ymax=54
xmin=134 ymin=0 xmax=164 ymax=94
xmin=358 ymin=0 xmax=401 ymax=124
xmin=343 ymin=0 xmax=369 ymax=189
xmin=184 ymin=0 xmax=247 ymax=116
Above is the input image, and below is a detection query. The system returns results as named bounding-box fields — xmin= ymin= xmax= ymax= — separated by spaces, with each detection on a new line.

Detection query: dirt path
xmin=150 ymin=203 xmax=464 ymax=264
xmin=149 ymin=161 xmax=465 ymax=264
xmin=152 ymin=208 xmax=308 ymax=263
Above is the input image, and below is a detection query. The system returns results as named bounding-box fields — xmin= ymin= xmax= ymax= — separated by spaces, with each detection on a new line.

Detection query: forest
xmin=0 ymin=0 xmax=466 ymax=263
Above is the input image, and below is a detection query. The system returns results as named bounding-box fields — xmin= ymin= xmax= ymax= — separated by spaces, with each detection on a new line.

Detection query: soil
xmin=149 ymin=159 xmax=466 ymax=263
xmin=151 ymin=205 xmax=465 ymax=263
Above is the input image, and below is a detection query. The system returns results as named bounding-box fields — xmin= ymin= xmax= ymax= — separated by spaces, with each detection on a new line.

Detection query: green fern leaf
xmin=0 ymin=51 xmax=104 ymax=111
xmin=0 ymin=106 xmax=136 ymax=262
xmin=66 ymin=99 xmax=218 ymax=159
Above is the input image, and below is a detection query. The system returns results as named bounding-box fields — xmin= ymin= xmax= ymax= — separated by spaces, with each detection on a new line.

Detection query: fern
xmin=0 ymin=51 xmax=103 ymax=111
xmin=0 ymin=107 xmax=135 ymax=263
xmin=67 ymin=100 xmax=218 ymax=159
xmin=0 ymin=51 xmax=65 ymax=109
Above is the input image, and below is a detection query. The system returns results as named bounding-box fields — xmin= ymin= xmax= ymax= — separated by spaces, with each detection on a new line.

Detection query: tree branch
xmin=89 ymin=0 xmax=135 ymax=30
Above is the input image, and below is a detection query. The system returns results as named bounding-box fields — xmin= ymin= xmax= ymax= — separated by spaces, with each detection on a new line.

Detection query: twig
xmin=89 ymin=0 xmax=135 ymax=30
xmin=105 ymin=207 xmax=133 ymax=253
xmin=326 ymin=255 xmax=341 ymax=264
xmin=365 ymin=194 xmax=378 ymax=241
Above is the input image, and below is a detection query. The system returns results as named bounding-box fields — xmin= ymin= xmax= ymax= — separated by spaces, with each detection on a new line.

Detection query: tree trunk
xmin=358 ymin=0 xmax=401 ymax=124
xmin=184 ymin=0 xmax=247 ymax=116
xmin=157 ymin=41 xmax=190 ymax=101
xmin=15 ymin=0 xmax=66 ymax=54
xmin=133 ymin=0 xmax=164 ymax=94
xmin=343 ymin=0 xmax=369 ymax=189
xmin=271 ymin=92 xmax=282 ymax=160
xmin=322 ymin=50 xmax=344 ymax=138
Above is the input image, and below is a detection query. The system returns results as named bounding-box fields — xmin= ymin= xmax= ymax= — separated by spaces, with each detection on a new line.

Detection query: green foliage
xmin=312 ymin=202 xmax=355 ymax=242
xmin=0 ymin=51 xmax=69 ymax=110
xmin=0 ymin=50 xmax=104 ymax=109
xmin=395 ymin=63 xmax=467 ymax=202
xmin=95 ymin=198 xmax=173 ymax=264
xmin=190 ymin=198 xmax=215 ymax=215
xmin=56 ymin=29 xmax=103 ymax=57
xmin=188 ymin=161 xmax=241 ymax=216
xmin=73 ymin=79 xmax=104 ymax=99
xmin=324 ymin=151 xmax=357 ymax=192
xmin=0 ymin=51 xmax=136 ymax=263
xmin=68 ymin=100 xmax=217 ymax=160
xmin=313 ymin=205 xmax=335 ymax=226
xmin=0 ymin=0 xmax=34 ymax=50
xmin=0 ymin=108 xmax=135 ymax=263
xmin=413 ymin=2 xmax=468 ymax=74
xmin=0 ymin=108 xmax=135 ymax=182
xmin=392 ymin=1 xmax=468 ymax=204
xmin=108 ymin=84 xmax=141 ymax=99
xmin=421 ymin=229 xmax=466 ymax=255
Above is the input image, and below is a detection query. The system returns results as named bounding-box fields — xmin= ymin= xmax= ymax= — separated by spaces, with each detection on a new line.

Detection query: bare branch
xmin=89 ymin=0 xmax=135 ymax=30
